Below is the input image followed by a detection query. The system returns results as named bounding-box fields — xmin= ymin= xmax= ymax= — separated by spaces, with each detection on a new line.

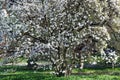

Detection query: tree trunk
xmin=27 ymin=59 xmax=38 ymax=70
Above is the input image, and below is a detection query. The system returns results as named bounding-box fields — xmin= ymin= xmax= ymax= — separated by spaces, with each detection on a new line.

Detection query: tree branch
xmin=23 ymin=32 xmax=48 ymax=43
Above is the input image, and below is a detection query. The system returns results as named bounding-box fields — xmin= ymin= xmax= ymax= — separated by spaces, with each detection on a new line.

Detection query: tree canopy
xmin=0 ymin=0 xmax=120 ymax=76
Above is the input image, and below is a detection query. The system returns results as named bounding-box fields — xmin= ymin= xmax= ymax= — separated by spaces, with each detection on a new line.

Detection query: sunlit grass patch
xmin=0 ymin=65 xmax=120 ymax=80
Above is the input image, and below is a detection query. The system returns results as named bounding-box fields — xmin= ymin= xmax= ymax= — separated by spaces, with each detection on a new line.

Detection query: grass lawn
xmin=0 ymin=66 xmax=120 ymax=80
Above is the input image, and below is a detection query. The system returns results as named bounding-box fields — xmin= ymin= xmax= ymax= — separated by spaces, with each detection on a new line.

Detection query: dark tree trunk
xmin=27 ymin=59 xmax=38 ymax=70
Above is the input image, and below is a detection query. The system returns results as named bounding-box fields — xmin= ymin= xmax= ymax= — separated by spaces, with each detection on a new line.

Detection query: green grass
xmin=0 ymin=66 xmax=120 ymax=80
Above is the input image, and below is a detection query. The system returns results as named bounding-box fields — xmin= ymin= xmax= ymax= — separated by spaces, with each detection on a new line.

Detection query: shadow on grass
xmin=0 ymin=72 xmax=55 ymax=80
xmin=0 ymin=65 xmax=52 ymax=73
xmin=0 ymin=65 xmax=57 ymax=80
xmin=72 ymin=65 xmax=120 ymax=77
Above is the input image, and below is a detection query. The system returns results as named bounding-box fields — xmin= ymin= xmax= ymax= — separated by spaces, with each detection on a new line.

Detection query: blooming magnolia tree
xmin=0 ymin=0 xmax=120 ymax=76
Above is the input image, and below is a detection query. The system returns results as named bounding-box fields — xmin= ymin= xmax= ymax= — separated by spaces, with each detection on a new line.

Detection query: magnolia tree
xmin=0 ymin=0 xmax=120 ymax=76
